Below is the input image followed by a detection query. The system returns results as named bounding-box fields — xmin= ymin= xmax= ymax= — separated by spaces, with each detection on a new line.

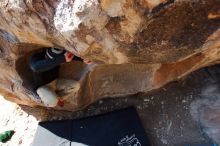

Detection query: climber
xmin=29 ymin=47 xmax=89 ymax=107
xmin=30 ymin=48 xmax=84 ymax=72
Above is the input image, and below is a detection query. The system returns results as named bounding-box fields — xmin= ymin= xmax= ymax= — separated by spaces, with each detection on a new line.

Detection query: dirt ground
xmin=0 ymin=65 xmax=220 ymax=146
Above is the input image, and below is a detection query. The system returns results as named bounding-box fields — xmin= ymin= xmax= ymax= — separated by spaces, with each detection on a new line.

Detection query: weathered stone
xmin=191 ymin=82 xmax=220 ymax=144
xmin=0 ymin=0 xmax=219 ymax=111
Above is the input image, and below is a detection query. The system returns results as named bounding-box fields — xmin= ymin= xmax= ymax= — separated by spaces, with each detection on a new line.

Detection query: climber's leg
xmin=29 ymin=50 xmax=56 ymax=87
xmin=31 ymin=66 xmax=59 ymax=91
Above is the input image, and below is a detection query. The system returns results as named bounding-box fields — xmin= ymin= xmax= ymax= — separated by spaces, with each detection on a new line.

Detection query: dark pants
xmin=29 ymin=50 xmax=60 ymax=90
xmin=29 ymin=49 xmax=83 ymax=90
xmin=32 ymin=66 xmax=59 ymax=90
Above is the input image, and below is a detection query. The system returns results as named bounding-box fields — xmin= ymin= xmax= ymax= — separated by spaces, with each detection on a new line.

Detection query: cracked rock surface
xmin=0 ymin=0 xmax=219 ymax=110
xmin=1 ymin=65 xmax=220 ymax=146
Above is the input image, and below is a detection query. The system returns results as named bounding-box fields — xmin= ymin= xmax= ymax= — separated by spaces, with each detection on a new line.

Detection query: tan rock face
xmin=0 ymin=0 xmax=219 ymax=111
xmin=138 ymin=0 xmax=167 ymax=10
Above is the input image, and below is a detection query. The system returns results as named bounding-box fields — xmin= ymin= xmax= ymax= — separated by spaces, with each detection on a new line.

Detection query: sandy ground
xmin=0 ymin=65 xmax=220 ymax=146
xmin=0 ymin=96 xmax=38 ymax=146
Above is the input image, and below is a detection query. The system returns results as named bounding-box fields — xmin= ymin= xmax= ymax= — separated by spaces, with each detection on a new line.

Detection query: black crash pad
xmin=33 ymin=107 xmax=151 ymax=146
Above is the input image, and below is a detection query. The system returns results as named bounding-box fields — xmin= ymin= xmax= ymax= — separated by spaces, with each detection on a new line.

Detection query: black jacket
xmin=29 ymin=48 xmax=83 ymax=73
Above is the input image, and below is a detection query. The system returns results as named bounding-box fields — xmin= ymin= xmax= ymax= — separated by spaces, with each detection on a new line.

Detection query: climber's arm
xmin=64 ymin=51 xmax=83 ymax=62
xmin=73 ymin=56 xmax=83 ymax=62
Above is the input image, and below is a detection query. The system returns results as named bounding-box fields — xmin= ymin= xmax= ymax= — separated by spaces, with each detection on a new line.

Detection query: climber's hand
xmin=64 ymin=51 xmax=74 ymax=62
xmin=57 ymin=99 xmax=65 ymax=107
xmin=84 ymin=59 xmax=92 ymax=64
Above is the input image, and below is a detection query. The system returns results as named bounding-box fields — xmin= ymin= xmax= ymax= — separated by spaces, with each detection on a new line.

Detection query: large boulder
xmin=0 ymin=0 xmax=219 ymax=111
